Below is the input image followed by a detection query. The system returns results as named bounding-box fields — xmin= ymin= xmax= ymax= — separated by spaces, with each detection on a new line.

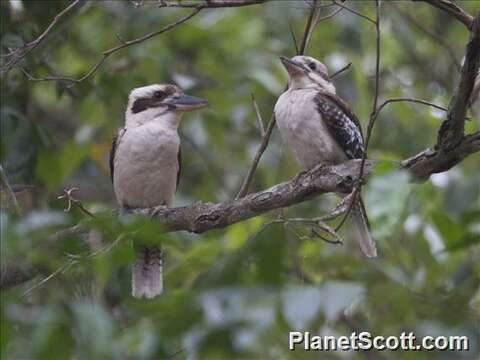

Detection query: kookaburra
xmin=274 ymin=55 xmax=377 ymax=258
xmin=110 ymin=84 xmax=208 ymax=298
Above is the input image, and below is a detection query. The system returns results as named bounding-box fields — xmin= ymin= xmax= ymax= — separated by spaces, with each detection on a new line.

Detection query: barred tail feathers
xmin=351 ymin=200 xmax=377 ymax=258
xmin=132 ymin=245 xmax=163 ymax=299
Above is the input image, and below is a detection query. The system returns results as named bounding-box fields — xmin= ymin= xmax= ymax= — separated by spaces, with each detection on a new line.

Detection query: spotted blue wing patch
xmin=314 ymin=92 xmax=364 ymax=159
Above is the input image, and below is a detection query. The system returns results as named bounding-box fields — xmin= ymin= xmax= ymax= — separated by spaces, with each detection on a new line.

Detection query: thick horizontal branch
xmin=416 ymin=0 xmax=474 ymax=29
xmin=4 ymin=135 xmax=480 ymax=291
xmin=0 ymin=160 xmax=371 ymax=290
xmin=401 ymin=132 xmax=480 ymax=180
xmin=137 ymin=160 xmax=373 ymax=233
xmin=158 ymin=0 xmax=269 ymax=8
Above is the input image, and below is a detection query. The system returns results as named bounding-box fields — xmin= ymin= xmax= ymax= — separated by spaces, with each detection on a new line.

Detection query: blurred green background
xmin=1 ymin=1 xmax=479 ymax=359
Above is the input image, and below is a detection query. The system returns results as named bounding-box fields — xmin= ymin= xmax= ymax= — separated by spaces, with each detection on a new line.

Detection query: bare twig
xmin=158 ymin=0 xmax=269 ymax=8
xmin=251 ymin=93 xmax=266 ymax=136
xmin=1 ymin=0 xmax=83 ymax=74
xmin=333 ymin=0 xmax=377 ymax=25
xmin=285 ymin=219 xmax=344 ymax=245
xmin=330 ymin=62 xmax=352 ymax=78
xmin=299 ymin=0 xmax=321 ymax=56
xmin=1 ymin=222 xmax=89 ymax=290
xmin=392 ymin=3 xmax=461 ymax=71
xmin=0 ymin=165 xmax=21 ymax=215
xmin=415 ymin=0 xmax=474 ymax=30
xmin=235 ymin=113 xmax=276 ymax=199
xmin=318 ymin=6 xmax=344 ymax=22
xmin=375 ymin=97 xmax=450 ymax=115
xmin=23 ymin=259 xmax=76 ymax=296
xmin=23 ymin=233 xmax=125 ymax=295
xmin=336 ymin=0 xmax=381 ymax=232
xmin=58 ymin=187 xmax=95 ymax=218
xmin=288 ymin=21 xmax=300 ymax=55
xmin=18 ymin=8 xmax=202 ymax=85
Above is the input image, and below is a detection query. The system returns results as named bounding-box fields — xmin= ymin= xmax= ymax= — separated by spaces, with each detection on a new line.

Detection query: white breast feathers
xmin=113 ymin=123 xmax=180 ymax=208
xmin=274 ymin=88 xmax=347 ymax=169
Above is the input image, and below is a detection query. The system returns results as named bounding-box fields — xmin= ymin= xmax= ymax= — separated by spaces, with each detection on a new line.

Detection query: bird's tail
xmin=350 ymin=198 xmax=377 ymax=258
xmin=132 ymin=245 xmax=163 ymax=299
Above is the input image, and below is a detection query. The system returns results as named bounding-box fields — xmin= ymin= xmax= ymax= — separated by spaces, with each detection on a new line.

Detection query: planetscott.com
xmin=289 ymin=331 xmax=470 ymax=351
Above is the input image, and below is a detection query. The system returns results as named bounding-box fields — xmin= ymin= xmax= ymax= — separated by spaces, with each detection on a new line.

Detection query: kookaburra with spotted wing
xmin=110 ymin=84 xmax=208 ymax=298
xmin=275 ymin=55 xmax=377 ymax=257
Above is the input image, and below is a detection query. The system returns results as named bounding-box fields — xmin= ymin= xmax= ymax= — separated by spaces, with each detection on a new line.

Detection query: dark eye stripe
xmin=131 ymin=98 xmax=157 ymax=113
xmin=154 ymin=90 xmax=166 ymax=99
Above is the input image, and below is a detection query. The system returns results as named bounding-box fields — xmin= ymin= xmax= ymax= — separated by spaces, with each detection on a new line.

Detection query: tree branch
xmin=375 ymin=97 xmax=450 ymax=115
xmin=415 ymin=0 xmax=474 ymax=30
xmin=158 ymin=0 xmax=270 ymax=8
xmin=401 ymin=132 xmax=480 ymax=180
xmin=0 ymin=160 xmax=372 ymax=291
xmin=17 ymin=8 xmax=202 ymax=85
xmin=5 ymin=130 xmax=480 ymax=290
xmin=438 ymin=13 xmax=480 ymax=150
xmin=393 ymin=2 xmax=462 ymax=71
xmin=1 ymin=0 xmax=84 ymax=74
xmin=138 ymin=160 xmax=373 ymax=233
xmin=336 ymin=0 xmax=381 ymax=231
xmin=332 ymin=0 xmax=377 ymax=25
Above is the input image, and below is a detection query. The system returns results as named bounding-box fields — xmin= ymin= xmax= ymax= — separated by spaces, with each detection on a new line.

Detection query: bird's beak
xmin=166 ymin=94 xmax=209 ymax=112
xmin=280 ymin=56 xmax=307 ymax=76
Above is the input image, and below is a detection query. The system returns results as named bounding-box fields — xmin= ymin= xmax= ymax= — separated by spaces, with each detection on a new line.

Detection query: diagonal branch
xmin=0 ymin=160 xmax=372 ymax=290
xmin=375 ymin=97 xmax=450 ymax=115
xmin=139 ymin=160 xmax=373 ymax=233
xmin=336 ymin=0 xmax=381 ymax=231
xmin=437 ymin=13 xmax=480 ymax=150
xmin=415 ymin=0 xmax=474 ymax=30
xmin=393 ymin=3 xmax=462 ymax=71
xmin=17 ymin=8 xmax=202 ymax=85
xmin=332 ymin=0 xmax=377 ymax=24
xmin=1 ymin=0 xmax=84 ymax=74
xmin=4 ymin=131 xmax=480 ymax=290
xmin=158 ymin=0 xmax=270 ymax=8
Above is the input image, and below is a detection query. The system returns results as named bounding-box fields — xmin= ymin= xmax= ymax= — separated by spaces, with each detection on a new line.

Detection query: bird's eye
xmin=154 ymin=90 xmax=165 ymax=99
xmin=308 ymin=62 xmax=316 ymax=70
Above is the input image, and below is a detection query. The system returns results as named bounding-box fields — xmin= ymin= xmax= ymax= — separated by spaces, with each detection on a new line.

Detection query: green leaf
xmin=430 ymin=210 xmax=463 ymax=248
xmin=366 ymin=170 xmax=411 ymax=239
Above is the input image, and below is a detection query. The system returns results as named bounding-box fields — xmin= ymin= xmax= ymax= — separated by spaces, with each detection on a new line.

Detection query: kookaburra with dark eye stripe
xmin=275 ymin=55 xmax=377 ymax=258
xmin=110 ymin=84 xmax=208 ymax=298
